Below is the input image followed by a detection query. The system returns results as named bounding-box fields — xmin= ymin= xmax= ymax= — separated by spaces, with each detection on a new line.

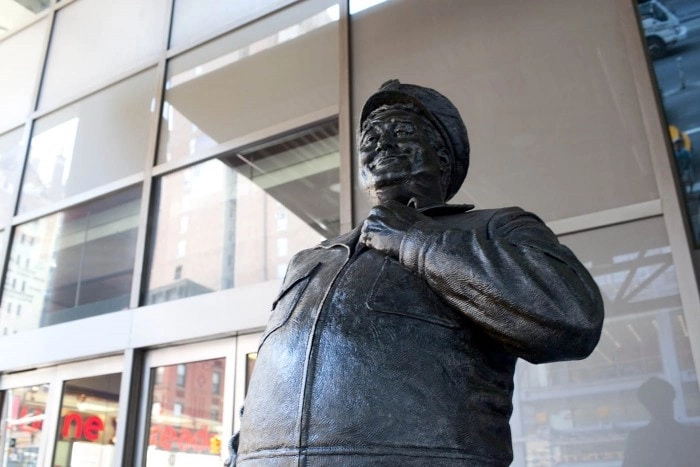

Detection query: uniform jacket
xmin=236 ymin=205 xmax=604 ymax=466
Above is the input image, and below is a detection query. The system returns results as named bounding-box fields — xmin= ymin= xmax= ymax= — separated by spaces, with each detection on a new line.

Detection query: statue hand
xmin=360 ymin=200 xmax=428 ymax=258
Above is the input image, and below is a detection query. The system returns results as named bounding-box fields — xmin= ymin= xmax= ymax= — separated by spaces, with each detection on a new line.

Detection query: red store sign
xmin=149 ymin=424 xmax=215 ymax=453
xmin=61 ymin=412 xmax=104 ymax=442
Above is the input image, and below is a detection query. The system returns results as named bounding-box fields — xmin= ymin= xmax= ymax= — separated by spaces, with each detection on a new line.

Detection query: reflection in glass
xmin=349 ymin=0 xmax=389 ymax=14
xmin=0 ymin=0 xmax=49 ymax=40
xmin=0 ymin=186 xmax=141 ymax=334
xmin=169 ymin=0 xmax=295 ymax=49
xmin=39 ymin=0 xmax=168 ymax=110
xmin=511 ymin=218 xmax=700 ymax=466
xmin=0 ymin=128 xmax=25 ymax=223
xmin=146 ymin=120 xmax=339 ymax=304
xmin=0 ymin=384 xmax=50 ymax=467
xmin=638 ymin=2 xmax=700 ymax=246
xmin=158 ymin=0 xmax=339 ymax=165
xmin=0 ymin=18 xmax=49 ymax=132
xmin=349 ymin=0 xmax=662 ymax=222
xmin=20 ymin=69 xmax=156 ymax=214
xmin=145 ymin=359 xmax=225 ymax=466
xmin=52 ymin=374 xmax=121 ymax=467
xmin=622 ymin=376 xmax=700 ymax=466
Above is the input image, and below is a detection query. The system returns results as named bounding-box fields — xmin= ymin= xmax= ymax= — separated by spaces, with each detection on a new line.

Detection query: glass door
xmin=0 ymin=368 xmax=56 ymax=467
xmin=136 ymin=338 xmax=235 ymax=467
xmin=0 ymin=355 xmax=124 ymax=467
xmin=233 ymin=333 xmax=262 ymax=433
xmin=48 ymin=356 xmax=124 ymax=467
xmin=52 ymin=373 xmax=122 ymax=467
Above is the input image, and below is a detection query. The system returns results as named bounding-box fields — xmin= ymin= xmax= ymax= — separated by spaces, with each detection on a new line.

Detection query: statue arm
xmin=398 ymin=207 xmax=604 ymax=363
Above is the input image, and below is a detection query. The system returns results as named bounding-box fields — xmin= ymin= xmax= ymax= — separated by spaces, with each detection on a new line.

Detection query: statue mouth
xmin=369 ymin=155 xmax=405 ymax=172
xmin=370 ymin=171 xmax=409 ymax=190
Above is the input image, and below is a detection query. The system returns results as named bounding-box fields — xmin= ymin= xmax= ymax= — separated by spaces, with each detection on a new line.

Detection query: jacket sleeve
xmin=398 ymin=207 xmax=604 ymax=364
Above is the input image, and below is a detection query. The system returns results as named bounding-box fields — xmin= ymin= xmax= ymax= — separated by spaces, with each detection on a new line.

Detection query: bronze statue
xmin=230 ymin=80 xmax=604 ymax=466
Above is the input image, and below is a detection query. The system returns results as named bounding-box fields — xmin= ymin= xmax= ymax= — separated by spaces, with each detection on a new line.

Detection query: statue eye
xmin=362 ymin=135 xmax=378 ymax=145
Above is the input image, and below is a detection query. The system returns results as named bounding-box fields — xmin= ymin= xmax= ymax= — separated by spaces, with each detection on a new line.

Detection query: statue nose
xmin=376 ymin=135 xmax=396 ymax=151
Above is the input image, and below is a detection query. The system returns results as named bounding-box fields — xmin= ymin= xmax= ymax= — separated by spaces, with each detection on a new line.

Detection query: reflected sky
xmin=29 ymin=117 xmax=79 ymax=189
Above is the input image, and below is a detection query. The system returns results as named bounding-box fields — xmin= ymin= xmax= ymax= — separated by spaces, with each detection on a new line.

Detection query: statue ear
xmin=438 ymin=149 xmax=452 ymax=196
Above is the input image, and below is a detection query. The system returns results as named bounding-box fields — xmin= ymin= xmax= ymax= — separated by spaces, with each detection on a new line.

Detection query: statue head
xmin=358 ymin=80 xmax=469 ymax=207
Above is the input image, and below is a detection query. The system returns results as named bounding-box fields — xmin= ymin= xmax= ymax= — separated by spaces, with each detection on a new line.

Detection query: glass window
xmin=158 ymin=0 xmax=339 ymax=165
xmin=511 ymin=217 xmax=700 ymax=466
xmin=0 ymin=383 xmax=50 ymax=467
xmin=0 ymin=0 xmax=49 ymax=40
xmin=52 ymin=374 xmax=121 ymax=467
xmin=145 ymin=359 xmax=225 ymax=465
xmin=0 ymin=127 xmax=25 ymax=224
xmin=0 ymin=18 xmax=49 ymax=132
xmin=39 ymin=0 xmax=168 ymax=110
xmin=19 ymin=69 xmax=156 ymax=214
xmin=636 ymin=3 xmax=700 ymax=246
xmin=350 ymin=0 xmax=660 ymax=222
xmin=0 ymin=185 xmax=141 ymax=333
xmin=146 ymin=120 xmax=339 ymax=304
xmin=212 ymin=372 xmax=221 ymax=395
xmin=169 ymin=0 xmax=296 ymax=49
xmin=176 ymin=364 xmax=186 ymax=387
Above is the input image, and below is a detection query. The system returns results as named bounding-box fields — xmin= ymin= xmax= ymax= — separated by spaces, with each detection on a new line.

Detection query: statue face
xmin=359 ymin=108 xmax=448 ymax=207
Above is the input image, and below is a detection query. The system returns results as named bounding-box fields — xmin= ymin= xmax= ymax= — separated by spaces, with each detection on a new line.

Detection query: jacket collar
xmin=319 ymin=224 xmax=364 ymax=254
xmin=418 ymin=203 xmax=474 ymax=217
xmin=318 ymin=203 xmax=475 ymax=254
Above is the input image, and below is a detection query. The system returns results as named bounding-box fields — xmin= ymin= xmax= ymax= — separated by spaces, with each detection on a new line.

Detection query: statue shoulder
xmin=443 ymin=206 xmax=551 ymax=239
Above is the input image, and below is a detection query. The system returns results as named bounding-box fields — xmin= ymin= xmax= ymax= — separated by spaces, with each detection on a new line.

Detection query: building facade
xmin=0 ymin=0 xmax=699 ymax=466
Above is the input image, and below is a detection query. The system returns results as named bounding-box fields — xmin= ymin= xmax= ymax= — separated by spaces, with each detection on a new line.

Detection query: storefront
xmin=0 ymin=1 xmax=699 ymax=465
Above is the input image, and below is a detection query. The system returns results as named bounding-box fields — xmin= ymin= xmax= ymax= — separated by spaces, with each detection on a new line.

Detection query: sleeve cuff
xmin=399 ymin=220 xmax=444 ymax=276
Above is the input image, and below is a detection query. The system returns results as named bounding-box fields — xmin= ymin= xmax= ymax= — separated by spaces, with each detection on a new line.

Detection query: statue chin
xmin=370 ymin=184 xmax=412 ymax=205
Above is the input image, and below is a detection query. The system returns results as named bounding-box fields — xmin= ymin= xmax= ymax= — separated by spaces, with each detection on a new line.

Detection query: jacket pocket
xmin=366 ymin=257 xmax=461 ymax=329
xmin=259 ymin=261 xmax=321 ymax=348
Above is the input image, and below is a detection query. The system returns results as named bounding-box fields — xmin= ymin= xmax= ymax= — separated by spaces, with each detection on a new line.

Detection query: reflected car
xmin=638 ymin=0 xmax=688 ymax=59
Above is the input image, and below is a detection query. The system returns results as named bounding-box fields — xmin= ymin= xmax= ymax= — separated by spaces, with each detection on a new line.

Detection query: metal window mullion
xmin=0 ymin=123 xmax=32 ymax=308
xmin=0 ymin=390 xmax=4 ymax=458
xmin=338 ymin=0 xmax=353 ymax=232
xmin=0 ymin=4 xmax=56 ymax=315
xmin=656 ymin=310 xmax=685 ymax=417
xmin=9 ymin=5 xmax=56 ymax=227
xmin=40 ymin=372 xmax=64 ymax=467
xmin=27 ymin=58 xmax=162 ymax=123
xmin=128 ymin=0 xmax=176 ymax=310
xmin=133 ymin=358 xmax=154 ymax=467
xmin=548 ymin=199 xmax=662 ymax=236
xmin=10 ymin=173 xmax=145 ymax=228
xmin=26 ymin=4 xmax=57 ymax=123
xmin=52 ymin=0 xmax=79 ymax=12
xmin=151 ymin=105 xmax=338 ymax=179
xmin=163 ymin=0 xmax=304 ymax=61
xmin=113 ymin=348 xmax=145 ymax=467
xmin=73 ymin=215 xmax=90 ymax=308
